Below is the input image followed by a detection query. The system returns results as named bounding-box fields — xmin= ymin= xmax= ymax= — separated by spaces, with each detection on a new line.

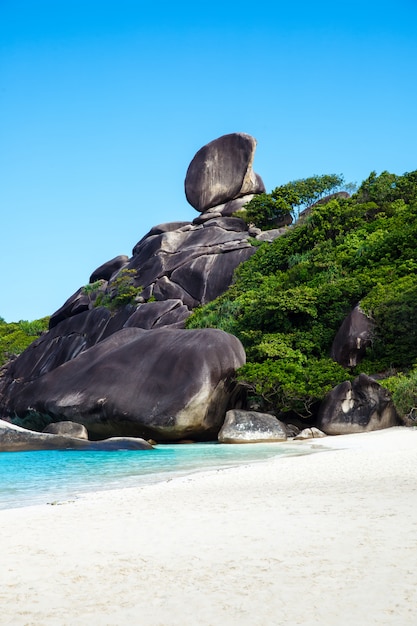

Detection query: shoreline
xmin=1 ymin=426 xmax=416 ymax=625
xmin=0 ymin=439 xmax=315 ymax=512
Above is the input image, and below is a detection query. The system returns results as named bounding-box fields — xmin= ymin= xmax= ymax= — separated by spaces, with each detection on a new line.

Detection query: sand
xmin=1 ymin=426 xmax=416 ymax=626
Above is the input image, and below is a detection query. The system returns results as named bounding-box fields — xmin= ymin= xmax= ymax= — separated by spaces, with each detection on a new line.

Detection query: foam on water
xmin=0 ymin=442 xmax=308 ymax=510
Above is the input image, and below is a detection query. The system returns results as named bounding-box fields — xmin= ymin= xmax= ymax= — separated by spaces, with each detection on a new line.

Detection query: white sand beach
xmin=1 ymin=426 xmax=416 ymax=626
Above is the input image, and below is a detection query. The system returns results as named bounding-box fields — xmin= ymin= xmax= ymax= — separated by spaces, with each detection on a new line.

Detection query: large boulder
xmin=331 ymin=305 xmax=374 ymax=368
xmin=0 ymin=420 xmax=152 ymax=452
xmin=218 ymin=410 xmax=287 ymax=443
xmin=6 ymin=328 xmax=246 ymax=442
xmin=185 ymin=133 xmax=265 ymax=212
xmin=317 ymin=374 xmax=401 ymax=435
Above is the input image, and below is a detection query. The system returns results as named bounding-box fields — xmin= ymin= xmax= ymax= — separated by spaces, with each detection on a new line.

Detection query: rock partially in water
xmin=0 ymin=420 xmax=152 ymax=452
xmin=7 ymin=327 xmax=246 ymax=442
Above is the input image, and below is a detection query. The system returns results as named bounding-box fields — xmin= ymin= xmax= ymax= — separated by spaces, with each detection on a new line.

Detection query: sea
xmin=0 ymin=442 xmax=310 ymax=510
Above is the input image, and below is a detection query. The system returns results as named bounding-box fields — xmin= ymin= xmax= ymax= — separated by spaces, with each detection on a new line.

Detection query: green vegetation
xmin=187 ymin=169 xmax=417 ymax=420
xmin=236 ymin=173 xmax=354 ymax=229
xmin=0 ymin=316 xmax=50 ymax=366
xmin=88 ymin=269 xmax=142 ymax=311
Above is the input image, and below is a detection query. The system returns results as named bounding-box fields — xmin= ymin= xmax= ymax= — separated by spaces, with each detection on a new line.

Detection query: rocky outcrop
xmin=43 ymin=421 xmax=89 ymax=440
xmin=4 ymin=328 xmax=246 ymax=442
xmin=0 ymin=420 xmax=152 ymax=452
xmin=127 ymin=218 xmax=255 ymax=307
xmin=44 ymin=133 xmax=267 ymax=333
xmin=317 ymin=374 xmax=401 ymax=435
xmin=89 ymin=255 xmax=129 ymax=283
xmin=218 ymin=410 xmax=287 ymax=443
xmin=0 ymin=133 xmax=272 ymax=443
xmin=331 ymin=305 xmax=374 ymax=368
xmin=185 ymin=133 xmax=265 ymax=212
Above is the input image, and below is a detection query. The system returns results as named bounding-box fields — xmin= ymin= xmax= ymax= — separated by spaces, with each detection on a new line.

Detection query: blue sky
xmin=1 ymin=0 xmax=417 ymax=322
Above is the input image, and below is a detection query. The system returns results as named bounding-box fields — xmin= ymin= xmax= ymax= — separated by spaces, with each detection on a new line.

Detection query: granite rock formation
xmin=0 ymin=420 xmax=152 ymax=452
xmin=331 ymin=305 xmax=374 ymax=368
xmin=185 ymin=133 xmax=265 ymax=212
xmin=317 ymin=374 xmax=401 ymax=435
xmin=0 ymin=133 xmax=287 ymax=443
xmin=3 ymin=328 xmax=246 ymax=442
xmin=218 ymin=409 xmax=287 ymax=443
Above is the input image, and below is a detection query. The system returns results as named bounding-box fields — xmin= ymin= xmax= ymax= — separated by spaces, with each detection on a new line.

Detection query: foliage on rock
xmin=236 ymin=173 xmax=350 ymax=229
xmin=187 ymin=169 xmax=417 ymax=418
xmin=94 ymin=269 xmax=142 ymax=310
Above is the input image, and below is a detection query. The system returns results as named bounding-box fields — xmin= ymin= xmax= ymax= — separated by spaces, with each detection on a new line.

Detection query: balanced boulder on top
xmin=185 ymin=133 xmax=265 ymax=212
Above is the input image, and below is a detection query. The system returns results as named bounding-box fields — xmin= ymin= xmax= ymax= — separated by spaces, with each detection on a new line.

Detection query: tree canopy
xmin=188 ymin=169 xmax=417 ymax=420
xmin=238 ymin=173 xmax=352 ymax=229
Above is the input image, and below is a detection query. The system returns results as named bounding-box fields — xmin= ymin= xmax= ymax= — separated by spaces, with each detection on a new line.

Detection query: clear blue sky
xmin=1 ymin=0 xmax=417 ymax=322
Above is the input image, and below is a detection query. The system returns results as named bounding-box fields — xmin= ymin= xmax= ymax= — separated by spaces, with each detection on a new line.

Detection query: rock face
xmin=218 ymin=410 xmax=287 ymax=443
xmin=4 ymin=328 xmax=246 ymax=442
xmin=0 ymin=133 xmax=272 ymax=443
xmin=317 ymin=374 xmax=400 ymax=435
xmin=127 ymin=218 xmax=255 ymax=307
xmin=89 ymin=255 xmax=129 ymax=283
xmin=331 ymin=305 xmax=374 ymax=368
xmin=0 ymin=420 xmax=152 ymax=452
xmin=185 ymin=133 xmax=265 ymax=212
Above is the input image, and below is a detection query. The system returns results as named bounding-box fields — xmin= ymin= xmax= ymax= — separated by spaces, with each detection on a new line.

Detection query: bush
xmin=0 ymin=316 xmax=50 ymax=366
xmin=94 ymin=269 xmax=142 ymax=310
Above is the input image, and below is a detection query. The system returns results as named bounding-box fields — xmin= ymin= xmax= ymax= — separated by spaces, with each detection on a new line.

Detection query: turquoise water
xmin=0 ymin=442 xmax=306 ymax=510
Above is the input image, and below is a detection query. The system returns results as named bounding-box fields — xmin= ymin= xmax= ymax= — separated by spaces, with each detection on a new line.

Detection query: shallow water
xmin=0 ymin=441 xmax=307 ymax=510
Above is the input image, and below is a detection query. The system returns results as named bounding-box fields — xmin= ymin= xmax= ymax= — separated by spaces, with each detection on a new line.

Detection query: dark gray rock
xmin=132 ymin=222 xmax=192 ymax=252
xmin=218 ymin=410 xmax=287 ymax=443
xmin=49 ymin=280 xmax=109 ymax=329
xmin=0 ymin=420 xmax=152 ymax=452
xmin=317 ymin=374 xmax=400 ymax=435
xmin=192 ymin=195 xmax=259 ymax=223
xmin=1 ymin=307 xmax=112 ymax=387
xmin=331 ymin=305 xmax=374 ymax=368
xmin=126 ymin=221 xmax=255 ymax=308
xmin=170 ymin=247 xmax=254 ymax=305
xmin=152 ymin=277 xmax=199 ymax=309
xmin=6 ymin=327 xmax=246 ymax=442
xmin=49 ymin=287 xmax=91 ymax=329
xmin=89 ymin=255 xmax=129 ymax=283
xmin=43 ymin=421 xmax=89 ymax=439
xmin=185 ymin=133 xmax=265 ymax=212
xmin=124 ymin=299 xmax=191 ymax=330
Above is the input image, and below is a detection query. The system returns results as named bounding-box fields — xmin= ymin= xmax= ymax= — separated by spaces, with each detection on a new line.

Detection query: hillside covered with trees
xmin=187 ymin=169 xmax=417 ymax=423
